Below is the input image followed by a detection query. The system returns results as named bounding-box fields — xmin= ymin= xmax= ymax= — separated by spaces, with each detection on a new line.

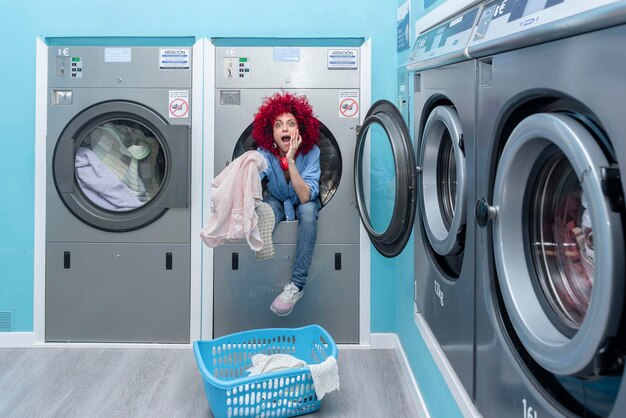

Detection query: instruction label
xmin=105 ymin=48 xmax=131 ymax=63
xmin=327 ymin=49 xmax=358 ymax=69
xmin=338 ymin=90 xmax=359 ymax=118
xmin=273 ymin=47 xmax=300 ymax=62
xmin=169 ymin=90 xmax=190 ymax=118
xmin=160 ymin=48 xmax=190 ymax=69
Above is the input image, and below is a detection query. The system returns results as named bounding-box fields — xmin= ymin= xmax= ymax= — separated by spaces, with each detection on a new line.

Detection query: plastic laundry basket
xmin=193 ymin=324 xmax=337 ymax=418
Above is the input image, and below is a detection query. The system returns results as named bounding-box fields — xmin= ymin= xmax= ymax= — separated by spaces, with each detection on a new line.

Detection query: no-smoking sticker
xmin=339 ymin=90 xmax=359 ymax=118
xmin=169 ymin=90 xmax=189 ymax=118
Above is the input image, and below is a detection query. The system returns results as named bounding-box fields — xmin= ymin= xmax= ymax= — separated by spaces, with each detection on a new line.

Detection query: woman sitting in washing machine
xmin=252 ymin=92 xmax=321 ymax=316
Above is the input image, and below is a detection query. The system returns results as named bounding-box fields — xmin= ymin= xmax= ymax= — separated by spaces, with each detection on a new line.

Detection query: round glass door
xmin=419 ymin=105 xmax=466 ymax=257
xmin=53 ymin=101 xmax=189 ymax=232
xmin=231 ymin=120 xmax=342 ymax=207
xmin=528 ymin=148 xmax=593 ymax=334
xmin=75 ymin=119 xmax=165 ymax=212
xmin=354 ymin=100 xmax=416 ymax=258
xmin=492 ymin=112 xmax=624 ymax=375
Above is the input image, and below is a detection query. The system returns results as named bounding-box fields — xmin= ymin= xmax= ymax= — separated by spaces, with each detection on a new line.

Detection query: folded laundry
xmin=246 ymin=353 xmax=340 ymax=400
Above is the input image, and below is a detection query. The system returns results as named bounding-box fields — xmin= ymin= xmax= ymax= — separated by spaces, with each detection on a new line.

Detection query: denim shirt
xmin=257 ymin=146 xmax=321 ymax=220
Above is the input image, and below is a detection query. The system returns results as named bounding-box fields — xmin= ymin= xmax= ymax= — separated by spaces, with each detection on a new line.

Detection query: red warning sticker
xmin=339 ymin=90 xmax=359 ymax=118
xmin=169 ymin=90 xmax=189 ymax=118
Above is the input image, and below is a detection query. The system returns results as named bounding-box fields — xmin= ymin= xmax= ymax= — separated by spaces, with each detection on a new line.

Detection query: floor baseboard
xmin=413 ymin=313 xmax=481 ymax=417
xmin=0 ymin=332 xmax=35 ymax=347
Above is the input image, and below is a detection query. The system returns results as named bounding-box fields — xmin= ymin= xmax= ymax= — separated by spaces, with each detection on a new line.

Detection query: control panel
xmin=469 ymin=0 xmax=622 ymax=50
xmin=55 ymin=56 xmax=83 ymax=78
xmin=408 ymin=5 xmax=480 ymax=70
xmin=223 ymin=57 xmax=251 ymax=79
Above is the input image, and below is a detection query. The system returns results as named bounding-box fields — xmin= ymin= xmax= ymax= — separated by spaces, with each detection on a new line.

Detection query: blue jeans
xmin=263 ymin=194 xmax=321 ymax=289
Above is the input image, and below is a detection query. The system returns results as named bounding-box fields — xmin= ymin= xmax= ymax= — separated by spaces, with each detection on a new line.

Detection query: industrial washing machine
xmin=407 ymin=4 xmax=482 ymax=398
xmin=212 ymin=42 xmax=361 ymax=343
xmin=472 ymin=1 xmax=626 ymax=416
xmin=46 ymin=43 xmax=192 ymax=343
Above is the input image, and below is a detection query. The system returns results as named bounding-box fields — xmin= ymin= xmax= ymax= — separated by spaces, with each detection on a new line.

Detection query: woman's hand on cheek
xmin=286 ymin=129 xmax=301 ymax=163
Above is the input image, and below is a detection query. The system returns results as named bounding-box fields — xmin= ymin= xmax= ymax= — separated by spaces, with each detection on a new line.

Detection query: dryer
xmin=471 ymin=1 xmax=626 ymax=416
xmin=407 ymin=5 xmax=482 ymax=398
xmin=212 ymin=43 xmax=361 ymax=343
xmin=46 ymin=43 xmax=192 ymax=343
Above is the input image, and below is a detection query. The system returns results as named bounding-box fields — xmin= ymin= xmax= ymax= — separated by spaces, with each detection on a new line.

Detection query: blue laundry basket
xmin=193 ymin=324 xmax=338 ymax=418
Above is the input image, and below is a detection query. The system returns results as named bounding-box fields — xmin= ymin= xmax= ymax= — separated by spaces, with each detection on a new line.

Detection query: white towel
xmin=246 ymin=353 xmax=340 ymax=400
xmin=308 ymin=356 xmax=340 ymax=400
xmin=247 ymin=353 xmax=306 ymax=376
xmin=200 ymin=151 xmax=268 ymax=250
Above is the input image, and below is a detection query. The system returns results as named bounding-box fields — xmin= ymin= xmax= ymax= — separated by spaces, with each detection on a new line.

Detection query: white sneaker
xmin=256 ymin=202 xmax=275 ymax=261
xmin=270 ymin=283 xmax=303 ymax=316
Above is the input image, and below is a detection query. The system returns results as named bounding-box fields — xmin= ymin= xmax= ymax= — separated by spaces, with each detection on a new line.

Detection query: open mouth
xmin=281 ymin=136 xmax=291 ymax=144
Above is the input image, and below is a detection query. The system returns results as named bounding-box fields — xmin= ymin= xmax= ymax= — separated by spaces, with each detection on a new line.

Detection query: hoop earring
xmin=272 ymin=143 xmax=277 ymax=149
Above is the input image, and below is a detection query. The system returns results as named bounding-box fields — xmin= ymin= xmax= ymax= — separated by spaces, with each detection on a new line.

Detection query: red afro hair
xmin=252 ymin=92 xmax=320 ymax=156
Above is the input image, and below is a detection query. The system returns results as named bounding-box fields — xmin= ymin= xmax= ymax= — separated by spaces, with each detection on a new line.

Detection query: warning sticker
xmin=169 ymin=90 xmax=189 ymax=118
xmin=328 ymin=49 xmax=358 ymax=69
xmin=339 ymin=90 xmax=359 ymax=119
xmin=160 ymin=48 xmax=190 ymax=69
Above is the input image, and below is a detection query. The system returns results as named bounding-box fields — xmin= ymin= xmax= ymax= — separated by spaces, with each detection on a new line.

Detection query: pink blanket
xmin=200 ymin=151 xmax=268 ymax=250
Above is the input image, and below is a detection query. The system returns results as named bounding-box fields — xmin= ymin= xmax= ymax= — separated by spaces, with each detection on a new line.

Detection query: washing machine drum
xmin=232 ymin=120 xmax=342 ymax=207
xmin=492 ymin=112 xmax=625 ymax=376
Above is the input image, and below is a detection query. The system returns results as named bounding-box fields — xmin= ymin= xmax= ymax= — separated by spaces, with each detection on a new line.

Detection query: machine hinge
xmin=592 ymin=337 xmax=624 ymax=376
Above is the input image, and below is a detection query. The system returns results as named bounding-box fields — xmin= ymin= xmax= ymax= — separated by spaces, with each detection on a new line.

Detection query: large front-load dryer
xmin=46 ymin=43 xmax=192 ymax=343
xmin=471 ymin=2 xmax=626 ymax=416
xmin=212 ymin=43 xmax=361 ymax=343
xmin=407 ymin=4 xmax=481 ymax=398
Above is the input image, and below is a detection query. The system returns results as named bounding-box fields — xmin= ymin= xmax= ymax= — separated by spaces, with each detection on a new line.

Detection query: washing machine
xmin=212 ymin=42 xmax=361 ymax=343
xmin=408 ymin=4 xmax=482 ymax=398
xmin=471 ymin=1 xmax=626 ymax=416
xmin=46 ymin=43 xmax=192 ymax=343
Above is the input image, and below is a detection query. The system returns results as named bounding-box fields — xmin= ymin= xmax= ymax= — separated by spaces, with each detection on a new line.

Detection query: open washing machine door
xmin=354 ymin=99 xmax=417 ymax=258
xmin=419 ymin=105 xmax=466 ymax=257
xmin=417 ymin=104 xmax=468 ymax=278
xmin=53 ymin=100 xmax=189 ymax=232
xmin=488 ymin=112 xmax=625 ymax=376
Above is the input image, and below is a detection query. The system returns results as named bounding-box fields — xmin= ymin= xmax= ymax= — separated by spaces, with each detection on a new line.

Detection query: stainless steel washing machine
xmin=408 ymin=4 xmax=481 ymax=398
xmin=46 ymin=43 xmax=192 ymax=343
xmin=471 ymin=1 xmax=626 ymax=416
xmin=212 ymin=43 xmax=361 ymax=343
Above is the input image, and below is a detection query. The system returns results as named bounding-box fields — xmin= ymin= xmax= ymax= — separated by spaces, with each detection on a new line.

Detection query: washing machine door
xmin=354 ymin=100 xmax=417 ymax=258
xmin=418 ymin=105 xmax=466 ymax=257
xmin=492 ymin=112 xmax=624 ymax=375
xmin=53 ymin=100 xmax=189 ymax=232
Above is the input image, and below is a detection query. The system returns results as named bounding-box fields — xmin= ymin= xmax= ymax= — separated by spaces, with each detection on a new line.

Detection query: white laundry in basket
xmin=247 ymin=353 xmax=340 ymax=399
